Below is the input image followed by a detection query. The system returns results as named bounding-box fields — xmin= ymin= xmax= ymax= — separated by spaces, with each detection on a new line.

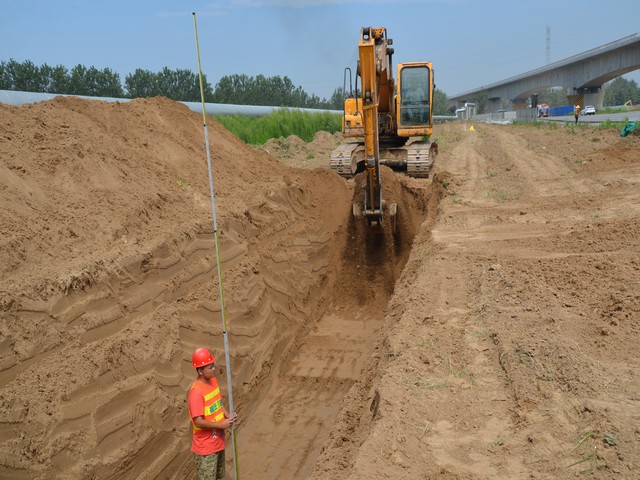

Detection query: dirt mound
xmin=260 ymin=130 xmax=341 ymax=170
xmin=0 ymin=97 xmax=357 ymax=478
xmin=0 ymin=96 xmax=287 ymax=296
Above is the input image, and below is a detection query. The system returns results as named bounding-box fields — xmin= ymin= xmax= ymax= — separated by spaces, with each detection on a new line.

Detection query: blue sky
xmin=1 ymin=0 xmax=639 ymax=99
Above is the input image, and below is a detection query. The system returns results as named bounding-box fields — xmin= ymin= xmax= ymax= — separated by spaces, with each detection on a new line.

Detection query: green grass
xmin=212 ymin=109 xmax=342 ymax=145
xmin=431 ymin=130 xmax=461 ymax=148
xmin=514 ymin=121 xmax=558 ymax=130
xmin=567 ymin=430 xmax=602 ymax=473
xmin=471 ymin=328 xmax=493 ymax=340
xmin=597 ymin=118 xmax=628 ymax=130
xmin=487 ymin=187 xmax=523 ymax=202
xmin=515 ymin=118 xmax=631 ymax=133
xmin=491 ymin=436 xmax=505 ymax=447
xmin=176 ymin=176 xmax=188 ymax=188
xmin=402 ymin=376 xmax=448 ymax=394
xmin=452 ymin=368 xmax=476 ymax=386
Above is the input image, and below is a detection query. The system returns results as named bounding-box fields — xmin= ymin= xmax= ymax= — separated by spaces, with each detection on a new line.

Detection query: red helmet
xmin=192 ymin=348 xmax=216 ymax=368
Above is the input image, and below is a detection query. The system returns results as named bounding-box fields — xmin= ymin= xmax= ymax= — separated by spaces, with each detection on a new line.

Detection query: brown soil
xmin=1 ymin=99 xmax=639 ymax=479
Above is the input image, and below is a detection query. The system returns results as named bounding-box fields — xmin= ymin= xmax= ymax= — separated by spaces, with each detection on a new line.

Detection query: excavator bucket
xmin=353 ymin=199 xmax=397 ymax=232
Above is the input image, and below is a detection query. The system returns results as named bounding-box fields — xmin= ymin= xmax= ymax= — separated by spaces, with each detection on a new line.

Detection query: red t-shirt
xmin=188 ymin=379 xmax=226 ymax=455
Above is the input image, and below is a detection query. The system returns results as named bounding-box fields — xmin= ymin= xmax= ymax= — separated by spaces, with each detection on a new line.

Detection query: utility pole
xmin=546 ymin=26 xmax=551 ymax=64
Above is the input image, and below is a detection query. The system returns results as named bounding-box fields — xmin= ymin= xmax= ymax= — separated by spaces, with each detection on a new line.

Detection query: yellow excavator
xmin=330 ymin=26 xmax=437 ymax=226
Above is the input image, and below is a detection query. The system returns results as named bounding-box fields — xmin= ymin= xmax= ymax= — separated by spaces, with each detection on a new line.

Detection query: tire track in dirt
xmin=430 ymin=124 xmax=640 ymax=477
xmin=382 ymin=126 xmax=533 ymax=478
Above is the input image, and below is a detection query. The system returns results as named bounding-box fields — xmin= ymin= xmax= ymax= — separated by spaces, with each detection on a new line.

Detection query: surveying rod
xmin=192 ymin=12 xmax=239 ymax=480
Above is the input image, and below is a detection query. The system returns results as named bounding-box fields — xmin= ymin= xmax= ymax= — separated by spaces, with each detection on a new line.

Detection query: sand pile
xmin=0 ymin=96 xmax=358 ymax=478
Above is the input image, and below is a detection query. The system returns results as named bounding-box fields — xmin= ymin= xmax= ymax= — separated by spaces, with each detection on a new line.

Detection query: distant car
xmin=581 ymin=105 xmax=596 ymax=115
xmin=538 ymin=104 xmax=549 ymax=117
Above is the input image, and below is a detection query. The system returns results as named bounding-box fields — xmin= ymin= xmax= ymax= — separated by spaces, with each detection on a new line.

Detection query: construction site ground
xmin=0 ymin=97 xmax=639 ymax=479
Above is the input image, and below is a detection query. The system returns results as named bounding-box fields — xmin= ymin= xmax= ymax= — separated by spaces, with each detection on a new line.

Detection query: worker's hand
xmin=220 ymin=417 xmax=234 ymax=430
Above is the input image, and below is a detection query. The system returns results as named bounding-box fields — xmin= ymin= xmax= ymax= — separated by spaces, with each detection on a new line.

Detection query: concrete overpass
xmin=450 ymin=33 xmax=640 ymax=113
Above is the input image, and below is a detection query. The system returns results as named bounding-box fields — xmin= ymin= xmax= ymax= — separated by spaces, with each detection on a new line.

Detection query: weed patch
xmin=487 ymin=188 xmax=523 ymax=202
xmin=213 ymin=110 xmax=341 ymax=145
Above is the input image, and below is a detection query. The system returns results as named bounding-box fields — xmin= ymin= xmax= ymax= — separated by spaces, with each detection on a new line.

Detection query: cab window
xmin=400 ymin=67 xmax=430 ymax=125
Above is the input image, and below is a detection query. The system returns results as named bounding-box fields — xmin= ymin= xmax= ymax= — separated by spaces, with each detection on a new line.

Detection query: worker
xmin=574 ymin=104 xmax=580 ymax=124
xmin=405 ymin=81 xmax=427 ymax=122
xmin=188 ymin=347 xmax=237 ymax=480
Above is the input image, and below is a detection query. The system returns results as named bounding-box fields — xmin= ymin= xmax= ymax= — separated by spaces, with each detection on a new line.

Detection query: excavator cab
xmin=397 ymin=63 xmax=434 ymax=138
xmin=342 ymin=97 xmax=364 ymax=138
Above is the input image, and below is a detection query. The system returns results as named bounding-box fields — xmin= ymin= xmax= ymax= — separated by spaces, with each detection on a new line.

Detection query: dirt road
xmin=309 ymin=123 xmax=640 ymax=479
xmin=1 ymin=98 xmax=638 ymax=479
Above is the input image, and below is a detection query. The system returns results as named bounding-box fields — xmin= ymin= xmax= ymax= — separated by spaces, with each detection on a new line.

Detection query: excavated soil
xmin=1 ymin=98 xmax=639 ymax=479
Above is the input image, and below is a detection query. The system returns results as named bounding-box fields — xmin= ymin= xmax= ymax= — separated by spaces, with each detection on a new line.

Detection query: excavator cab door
xmin=397 ymin=63 xmax=433 ymax=137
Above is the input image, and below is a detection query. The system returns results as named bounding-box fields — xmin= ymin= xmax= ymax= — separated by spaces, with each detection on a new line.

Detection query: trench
xmin=234 ymin=169 xmax=440 ymax=479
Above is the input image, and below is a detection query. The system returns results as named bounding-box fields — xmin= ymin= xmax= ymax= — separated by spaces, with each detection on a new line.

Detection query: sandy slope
xmin=1 ymin=98 xmax=639 ymax=479
xmin=1 ymin=97 xmax=355 ymax=479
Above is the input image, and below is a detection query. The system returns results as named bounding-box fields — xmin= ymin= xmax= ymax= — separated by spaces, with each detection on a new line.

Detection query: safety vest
xmin=190 ymin=378 xmax=225 ymax=431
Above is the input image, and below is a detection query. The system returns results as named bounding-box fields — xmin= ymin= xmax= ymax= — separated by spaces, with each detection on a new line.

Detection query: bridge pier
xmin=570 ymin=87 xmax=604 ymax=109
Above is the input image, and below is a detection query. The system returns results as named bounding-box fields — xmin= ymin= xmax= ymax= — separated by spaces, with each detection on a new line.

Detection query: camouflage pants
xmin=194 ymin=450 xmax=225 ymax=480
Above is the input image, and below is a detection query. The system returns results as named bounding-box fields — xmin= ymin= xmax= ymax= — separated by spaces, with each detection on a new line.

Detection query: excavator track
xmin=330 ymin=142 xmax=362 ymax=178
xmin=405 ymin=141 xmax=437 ymax=178
xmin=330 ymin=141 xmax=438 ymax=179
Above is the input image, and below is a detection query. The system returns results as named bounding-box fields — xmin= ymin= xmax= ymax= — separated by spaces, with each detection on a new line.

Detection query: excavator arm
xmin=356 ymin=26 xmax=394 ymax=226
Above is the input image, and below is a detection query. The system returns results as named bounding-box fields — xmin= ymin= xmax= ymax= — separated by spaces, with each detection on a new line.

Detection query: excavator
xmin=330 ymin=26 xmax=437 ymax=227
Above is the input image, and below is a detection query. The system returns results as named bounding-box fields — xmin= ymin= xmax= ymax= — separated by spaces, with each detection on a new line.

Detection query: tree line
xmin=603 ymin=77 xmax=640 ymax=106
xmin=0 ymin=59 xmax=346 ymax=109
xmin=0 ymin=58 xmax=454 ymax=114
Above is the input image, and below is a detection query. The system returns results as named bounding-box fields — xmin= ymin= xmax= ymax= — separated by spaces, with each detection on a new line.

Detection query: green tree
xmin=124 ymin=69 xmax=157 ymax=98
xmin=433 ymin=88 xmax=449 ymax=116
xmin=68 ymin=65 xmax=88 ymax=95
xmin=604 ymin=77 xmax=640 ymax=106
xmin=212 ymin=74 xmax=252 ymax=104
xmin=536 ymin=87 xmax=570 ymax=107
xmin=92 ymin=67 xmax=124 ymax=97
xmin=1 ymin=58 xmax=341 ymax=109
xmin=474 ymin=92 xmax=488 ymax=114
xmin=124 ymin=67 xmax=211 ymax=101
xmin=155 ymin=67 xmax=209 ymax=102
xmin=48 ymin=64 xmax=69 ymax=93
xmin=328 ymin=87 xmax=346 ymax=110
xmin=211 ymin=73 xmax=333 ymax=109
xmin=4 ymin=59 xmax=41 ymax=91
xmin=0 ymin=61 xmax=10 ymax=89
xmin=0 ymin=59 xmax=70 ymax=93
xmin=66 ymin=64 xmax=124 ymax=97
